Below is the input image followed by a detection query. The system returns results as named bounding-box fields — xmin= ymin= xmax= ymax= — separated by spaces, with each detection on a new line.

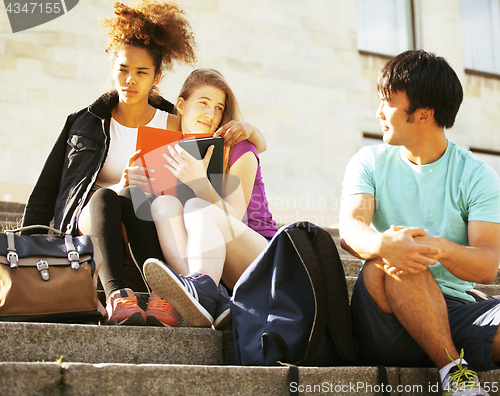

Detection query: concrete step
xmin=0 ymin=322 xmax=233 ymax=365
xmin=0 ymin=201 xmax=26 ymax=213
xmin=1 ymin=361 xmax=499 ymax=396
xmin=0 ymin=210 xmax=23 ymax=221
xmin=473 ymin=283 xmax=500 ymax=297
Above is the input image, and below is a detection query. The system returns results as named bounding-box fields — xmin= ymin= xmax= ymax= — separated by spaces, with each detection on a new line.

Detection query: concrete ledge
xmin=60 ymin=364 xmax=397 ymax=396
xmin=61 ymin=363 xmax=290 ymax=396
xmin=296 ymin=366 xmax=399 ymax=395
xmin=342 ymin=258 xmax=362 ymax=277
xmin=0 ymin=201 xmax=26 ymax=214
xmin=0 ymin=362 xmax=61 ymax=396
xmin=0 ymin=322 xmax=224 ymax=365
xmin=397 ymin=367 xmax=500 ymax=396
xmin=474 ymin=283 xmax=500 ymax=296
xmin=57 ymin=365 xmax=500 ymax=396
xmin=1 ymin=362 xmax=499 ymax=396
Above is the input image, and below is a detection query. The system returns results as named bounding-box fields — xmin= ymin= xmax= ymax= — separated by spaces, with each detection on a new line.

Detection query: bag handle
xmin=4 ymin=225 xmax=80 ymax=270
xmin=6 ymin=225 xmax=66 ymax=236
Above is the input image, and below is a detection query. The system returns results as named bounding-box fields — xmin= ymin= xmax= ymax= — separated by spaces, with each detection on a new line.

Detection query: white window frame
xmin=357 ymin=0 xmax=415 ymax=57
xmin=461 ymin=0 xmax=500 ymax=76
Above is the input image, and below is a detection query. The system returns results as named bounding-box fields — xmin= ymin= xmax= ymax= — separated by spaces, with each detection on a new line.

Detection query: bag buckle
xmin=7 ymin=251 xmax=18 ymax=269
xmin=37 ymin=260 xmax=50 ymax=281
xmin=68 ymin=251 xmax=80 ymax=270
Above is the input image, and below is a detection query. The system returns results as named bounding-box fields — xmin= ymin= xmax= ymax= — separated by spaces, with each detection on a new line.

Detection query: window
xmin=357 ymin=0 xmax=414 ymax=57
xmin=470 ymin=148 xmax=500 ymax=175
xmin=461 ymin=0 xmax=500 ymax=76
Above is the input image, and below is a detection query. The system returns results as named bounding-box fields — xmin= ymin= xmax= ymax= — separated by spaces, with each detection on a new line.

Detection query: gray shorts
xmin=351 ymin=269 xmax=500 ymax=371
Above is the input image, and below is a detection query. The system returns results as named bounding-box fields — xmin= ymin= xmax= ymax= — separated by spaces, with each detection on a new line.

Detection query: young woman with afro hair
xmin=22 ymin=0 xmax=267 ymax=327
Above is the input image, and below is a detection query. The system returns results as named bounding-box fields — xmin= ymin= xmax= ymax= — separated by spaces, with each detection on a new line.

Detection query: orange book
xmin=134 ymin=125 xmax=218 ymax=196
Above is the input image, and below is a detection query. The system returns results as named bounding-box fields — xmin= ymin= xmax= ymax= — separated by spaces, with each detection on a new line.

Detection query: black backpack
xmin=231 ymin=221 xmax=358 ymax=367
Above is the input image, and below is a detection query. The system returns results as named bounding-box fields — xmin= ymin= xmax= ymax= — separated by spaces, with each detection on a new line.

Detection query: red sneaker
xmin=146 ymin=294 xmax=178 ymax=327
xmin=106 ymin=289 xmax=146 ymax=326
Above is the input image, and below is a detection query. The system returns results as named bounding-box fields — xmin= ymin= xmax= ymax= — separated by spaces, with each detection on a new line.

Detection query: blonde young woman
xmin=22 ymin=1 xmax=266 ymax=327
xmin=144 ymin=69 xmax=278 ymax=328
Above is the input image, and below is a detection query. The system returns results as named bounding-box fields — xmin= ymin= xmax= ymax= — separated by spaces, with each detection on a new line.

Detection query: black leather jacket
xmin=22 ymin=91 xmax=174 ymax=235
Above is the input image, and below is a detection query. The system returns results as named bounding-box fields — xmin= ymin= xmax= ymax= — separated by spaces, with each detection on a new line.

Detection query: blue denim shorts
xmin=351 ymin=269 xmax=500 ymax=371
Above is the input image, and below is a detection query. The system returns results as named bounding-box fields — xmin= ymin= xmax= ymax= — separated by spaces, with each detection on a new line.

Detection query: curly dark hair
xmin=101 ymin=0 xmax=196 ymax=74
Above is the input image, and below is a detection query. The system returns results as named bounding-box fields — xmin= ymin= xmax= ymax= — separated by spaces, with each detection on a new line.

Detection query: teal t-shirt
xmin=342 ymin=141 xmax=500 ymax=302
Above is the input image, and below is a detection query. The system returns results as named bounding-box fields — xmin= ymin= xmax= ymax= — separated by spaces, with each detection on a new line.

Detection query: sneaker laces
xmin=147 ymin=299 xmax=171 ymax=312
xmin=443 ymin=349 xmax=481 ymax=394
xmin=113 ymin=296 xmax=139 ymax=310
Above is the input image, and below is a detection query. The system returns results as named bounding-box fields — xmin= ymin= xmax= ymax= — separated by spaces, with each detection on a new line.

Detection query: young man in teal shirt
xmin=340 ymin=50 xmax=500 ymax=396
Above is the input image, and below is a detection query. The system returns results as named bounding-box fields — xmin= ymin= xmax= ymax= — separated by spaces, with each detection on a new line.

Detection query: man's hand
xmin=340 ymin=194 xmax=440 ymax=277
xmin=378 ymin=225 xmax=441 ymax=276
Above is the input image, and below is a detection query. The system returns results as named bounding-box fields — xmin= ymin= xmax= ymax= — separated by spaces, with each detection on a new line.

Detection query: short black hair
xmin=377 ymin=50 xmax=463 ymax=129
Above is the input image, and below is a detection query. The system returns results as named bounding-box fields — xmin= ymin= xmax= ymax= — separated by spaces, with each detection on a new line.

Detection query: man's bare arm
xmin=339 ymin=193 xmax=381 ymax=260
xmin=415 ymin=221 xmax=500 ymax=284
xmin=339 ymin=193 xmax=440 ymax=274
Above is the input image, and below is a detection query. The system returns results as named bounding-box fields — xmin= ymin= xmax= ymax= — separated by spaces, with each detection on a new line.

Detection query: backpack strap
xmin=261 ymin=331 xmax=301 ymax=396
xmin=288 ymin=364 xmax=299 ymax=396
xmin=279 ymin=362 xmax=300 ymax=396
xmin=262 ymin=331 xmax=292 ymax=363
xmin=298 ymin=222 xmax=358 ymax=362
xmin=377 ymin=365 xmax=391 ymax=396
xmin=284 ymin=226 xmax=330 ymax=364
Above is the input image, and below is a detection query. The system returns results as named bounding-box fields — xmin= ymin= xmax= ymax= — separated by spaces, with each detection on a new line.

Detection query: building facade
xmin=1 ymin=0 xmax=499 ymax=226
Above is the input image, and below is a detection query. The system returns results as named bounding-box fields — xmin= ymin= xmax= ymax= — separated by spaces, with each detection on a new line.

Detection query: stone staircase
xmin=1 ymin=202 xmax=500 ymax=395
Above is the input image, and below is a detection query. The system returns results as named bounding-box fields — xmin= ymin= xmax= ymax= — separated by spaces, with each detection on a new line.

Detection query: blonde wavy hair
xmin=176 ymin=69 xmax=243 ymax=174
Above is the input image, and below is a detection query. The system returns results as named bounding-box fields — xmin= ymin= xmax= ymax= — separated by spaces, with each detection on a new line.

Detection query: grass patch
xmin=1 ymin=218 xmax=21 ymax=233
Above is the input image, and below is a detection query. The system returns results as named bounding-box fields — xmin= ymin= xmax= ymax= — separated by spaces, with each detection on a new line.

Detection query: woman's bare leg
xmin=151 ymin=195 xmax=190 ymax=276
xmin=183 ymin=198 xmax=268 ymax=289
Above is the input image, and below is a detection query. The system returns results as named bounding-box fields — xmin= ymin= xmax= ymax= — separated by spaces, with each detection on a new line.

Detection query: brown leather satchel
xmin=0 ymin=225 xmax=103 ymax=323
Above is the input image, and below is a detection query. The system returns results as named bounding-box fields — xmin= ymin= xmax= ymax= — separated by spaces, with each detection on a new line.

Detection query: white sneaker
xmin=442 ymin=350 xmax=489 ymax=396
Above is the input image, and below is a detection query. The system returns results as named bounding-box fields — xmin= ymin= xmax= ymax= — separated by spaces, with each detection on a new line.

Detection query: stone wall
xmin=1 ymin=0 xmax=499 ymax=226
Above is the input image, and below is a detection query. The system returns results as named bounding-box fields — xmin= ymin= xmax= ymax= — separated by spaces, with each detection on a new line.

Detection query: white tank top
xmin=93 ymin=109 xmax=169 ymax=190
